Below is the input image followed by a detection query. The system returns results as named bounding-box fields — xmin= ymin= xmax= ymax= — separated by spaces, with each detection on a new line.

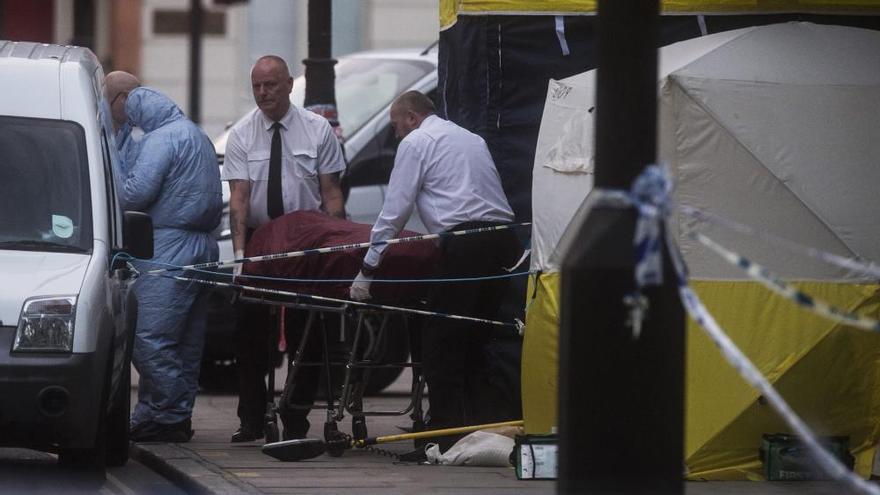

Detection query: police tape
xmin=151 ymin=272 xmax=524 ymax=332
xmin=680 ymin=205 xmax=880 ymax=280
xmin=590 ymin=166 xmax=879 ymax=494
xmin=148 ymin=222 xmax=531 ymax=274
xmin=135 ymin=255 xmax=534 ymax=284
xmin=667 ymin=233 xmax=880 ymax=494
xmin=689 ymin=231 xmax=880 ymax=333
xmin=673 ymin=272 xmax=879 ymax=494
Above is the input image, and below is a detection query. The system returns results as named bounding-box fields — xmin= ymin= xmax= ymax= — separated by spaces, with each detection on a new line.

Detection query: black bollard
xmin=557 ymin=1 xmax=685 ymax=493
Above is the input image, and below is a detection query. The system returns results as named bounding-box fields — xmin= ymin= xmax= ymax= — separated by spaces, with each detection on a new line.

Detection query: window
xmin=291 ymin=58 xmax=434 ymax=139
xmin=153 ymin=9 xmax=226 ymax=36
xmin=0 ymin=117 xmax=92 ymax=253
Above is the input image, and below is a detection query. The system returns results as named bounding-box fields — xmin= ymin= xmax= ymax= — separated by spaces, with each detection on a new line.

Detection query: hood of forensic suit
xmin=125 ymin=87 xmax=186 ymax=134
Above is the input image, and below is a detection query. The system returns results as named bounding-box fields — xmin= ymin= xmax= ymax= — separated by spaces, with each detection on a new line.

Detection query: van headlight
xmin=14 ymin=296 xmax=77 ymax=352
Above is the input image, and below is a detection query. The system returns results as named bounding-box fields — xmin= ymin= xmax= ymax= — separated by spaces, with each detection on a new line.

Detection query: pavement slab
xmin=129 ymin=373 xmax=873 ymax=495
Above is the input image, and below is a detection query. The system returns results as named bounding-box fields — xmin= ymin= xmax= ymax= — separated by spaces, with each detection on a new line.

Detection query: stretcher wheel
xmin=352 ymin=416 xmax=368 ymax=441
xmin=265 ymin=421 xmax=280 ymax=444
xmin=324 ymin=423 xmax=346 ymax=457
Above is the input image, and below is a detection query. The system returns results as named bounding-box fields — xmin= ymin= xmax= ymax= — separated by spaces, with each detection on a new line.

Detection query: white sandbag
xmin=425 ymin=431 xmax=514 ymax=467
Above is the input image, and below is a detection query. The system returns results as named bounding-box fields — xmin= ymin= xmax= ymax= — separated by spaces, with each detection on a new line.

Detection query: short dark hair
xmin=393 ymin=90 xmax=435 ymax=117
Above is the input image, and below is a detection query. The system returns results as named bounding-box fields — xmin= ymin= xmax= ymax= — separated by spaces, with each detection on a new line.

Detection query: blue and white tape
xmin=133 ymin=256 xmax=534 ymax=285
xmin=631 ymin=164 xmax=673 ymax=289
xmin=148 ymin=221 xmax=531 ymax=274
xmin=691 ymin=231 xmax=880 ymax=333
xmin=667 ymin=235 xmax=879 ymax=494
xmin=591 ymin=165 xmax=878 ymax=494
xmin=681 ymin=205 xmax=880 ymax=281
xmin=153 ymin=273 xmax=524 ymax=332
xmin=590 ymin=164 xmax=672 ymax=338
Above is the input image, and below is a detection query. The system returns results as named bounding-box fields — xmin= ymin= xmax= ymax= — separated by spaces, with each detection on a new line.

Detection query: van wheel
xmin=105 ymin=362 xmax=131 ymax=467
xmin=58 ymin=427 xmax=107 ymax=469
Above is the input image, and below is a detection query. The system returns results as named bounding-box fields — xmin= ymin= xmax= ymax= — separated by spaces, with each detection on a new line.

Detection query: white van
xmin=0 ymin=41 xmax=152 ymax=468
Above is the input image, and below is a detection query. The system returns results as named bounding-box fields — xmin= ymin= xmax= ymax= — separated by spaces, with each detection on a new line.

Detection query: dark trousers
xmin=422 ymin=221 xmax=522 ymax=449
xmin=234 ymin=304 xmax=321 ymax=438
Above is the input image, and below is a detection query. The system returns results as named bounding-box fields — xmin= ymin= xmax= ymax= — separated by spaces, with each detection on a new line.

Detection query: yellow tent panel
xmin=522 ymin=272 xmax=560 ymax=435
xmin=522 ymin=276 xmax=880 ymax=479
xmin=441 ymin=0 xmax=880 ymax=29
xmin=684 ymin=280 xmax=880 ymax=480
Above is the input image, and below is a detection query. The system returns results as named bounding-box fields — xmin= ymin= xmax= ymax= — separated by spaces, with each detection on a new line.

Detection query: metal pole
xmin=188 ymin=0 xmax=203 ymax=123
xmin=557 ymin=1 xmax=684 ymax=494
xmin=303 ymin=0 xmax=339 ymax=131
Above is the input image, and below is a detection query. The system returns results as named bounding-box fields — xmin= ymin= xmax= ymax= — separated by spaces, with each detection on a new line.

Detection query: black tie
xmin=267 ymin=122 xmax=284 ymax=219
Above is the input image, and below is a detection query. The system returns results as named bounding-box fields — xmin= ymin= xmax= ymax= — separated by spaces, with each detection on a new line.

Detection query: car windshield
xmin=0 ymin=116 xmax=92 ymax=253
xmin=291 ymin=57 xmax=434 ymax=139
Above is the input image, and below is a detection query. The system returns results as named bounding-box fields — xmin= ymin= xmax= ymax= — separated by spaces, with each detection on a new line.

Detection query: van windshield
xmin=0 ymin=116 xmax=92 ymax=253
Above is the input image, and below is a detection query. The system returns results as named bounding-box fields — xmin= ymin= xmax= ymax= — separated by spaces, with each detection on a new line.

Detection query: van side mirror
xmin=122 ymin=211 xmax=153 ymax=260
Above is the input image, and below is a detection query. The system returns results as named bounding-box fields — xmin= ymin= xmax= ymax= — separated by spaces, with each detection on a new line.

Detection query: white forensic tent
xmin=523 ymin=22 xmax=880 ymax=479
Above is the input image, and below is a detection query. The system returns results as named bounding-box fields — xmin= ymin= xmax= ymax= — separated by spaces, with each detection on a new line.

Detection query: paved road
xmin=0 ymin=448 xmax=185 ymax=495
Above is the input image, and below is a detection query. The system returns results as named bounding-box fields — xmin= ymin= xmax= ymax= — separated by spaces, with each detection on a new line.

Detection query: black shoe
xmin=231 ymin=425 xmax=264 ymax=443
xmin=132 ymin=420 xmax=193 ymax=443
xmin=165 ymin=419 xmax=195 ymax=442
xmin=150 ymin=427 xmax=192 ymax=443
xmin=281 ymin=429 xmax=306 ymax=441
xmin=130 ymin=421 xmax=164 ymax=442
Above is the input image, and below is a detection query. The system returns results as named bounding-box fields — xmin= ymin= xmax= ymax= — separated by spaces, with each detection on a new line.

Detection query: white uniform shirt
xmin=221 ymin=105 xmax=345 ymax=228
xmin=364 ymin=115 xmax=514 ymax=268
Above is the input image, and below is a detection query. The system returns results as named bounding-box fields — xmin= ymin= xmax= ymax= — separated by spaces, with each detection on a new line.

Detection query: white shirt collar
xmin=257 ymin=105 xmax=295 ymax=132
xmin=421 ymin=114 xmax=441 ymax=128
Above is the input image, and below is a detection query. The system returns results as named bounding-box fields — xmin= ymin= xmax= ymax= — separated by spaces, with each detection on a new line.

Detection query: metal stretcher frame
xmin=239 ymin=291 xmax=426 ymax=446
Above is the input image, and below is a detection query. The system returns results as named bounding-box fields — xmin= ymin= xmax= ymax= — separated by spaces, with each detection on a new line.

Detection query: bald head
xmin=392 ymin=91 xmax=435 ymax=117
xmin=251 ymin=55 xmax=293 ymax=121
xmin=105 ymin=71 xmax=141 ymax=130
xmin=389 ymin=91 xmax=435 ymax=139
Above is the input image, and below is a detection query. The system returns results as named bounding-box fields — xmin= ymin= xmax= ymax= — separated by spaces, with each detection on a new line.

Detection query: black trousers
xmin=234 ymin=303 xmax=322 ymax=438
xmin=421 ymin=221 xmax=522 ymax=448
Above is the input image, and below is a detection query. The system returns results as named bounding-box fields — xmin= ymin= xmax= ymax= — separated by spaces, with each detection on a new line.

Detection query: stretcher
xmin=239 ymin=293 xmax=427 ymax=450
xmin=237 ymin=211 xmax=440 ymax=450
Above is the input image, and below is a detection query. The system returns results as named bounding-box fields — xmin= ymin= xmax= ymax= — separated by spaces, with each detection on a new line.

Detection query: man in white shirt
xmin=221 ymin=55 xmax=346 ymax=443
xmin=349 ymin=91 xmax=521 ymax=451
